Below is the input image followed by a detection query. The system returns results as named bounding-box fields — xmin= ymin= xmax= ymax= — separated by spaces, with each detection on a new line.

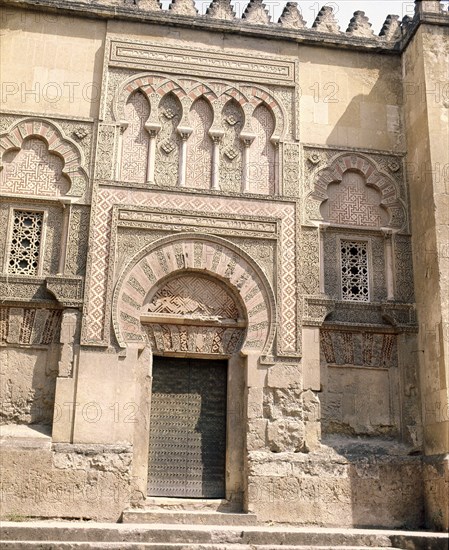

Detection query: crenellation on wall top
xmin=2 ymin=0 xmax=448 ymax=51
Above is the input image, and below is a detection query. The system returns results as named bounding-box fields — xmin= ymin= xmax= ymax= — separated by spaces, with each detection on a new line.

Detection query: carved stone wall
xmin=320 ymin=328 xmax=400 ymax=437
xmin=220 ymin=100 xmax=244 ymax=192
xmin=155 ymin=93 xmax=182 ymax=187
xmin=0 ymin=138 xmax=70 ymax=198
xmin=186 ymin=98 xmax=213 ymax=189
xmin=121 ymin=91 xmax=150 ymax=183
xmin=249 ymin=104 xmax=276 ymax=195
xmin=113 ymin=234 xmax=275 ymax=358
xmin=143 ymin=273 xmax=246 ymax=355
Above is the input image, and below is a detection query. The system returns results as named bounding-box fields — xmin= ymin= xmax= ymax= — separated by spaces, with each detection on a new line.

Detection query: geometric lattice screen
xmin=340 ymin=240 xmax=369 ymax=302
xmin=8 ymin=210 xmax=43 ymax=275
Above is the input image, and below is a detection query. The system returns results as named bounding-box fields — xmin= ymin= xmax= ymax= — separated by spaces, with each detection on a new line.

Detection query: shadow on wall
xmin=0 ymin=345 xmax=59 ymax=426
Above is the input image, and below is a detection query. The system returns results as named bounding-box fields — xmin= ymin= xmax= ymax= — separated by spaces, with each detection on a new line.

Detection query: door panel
xmin=148 ymin=357 xmax=227 ymax=498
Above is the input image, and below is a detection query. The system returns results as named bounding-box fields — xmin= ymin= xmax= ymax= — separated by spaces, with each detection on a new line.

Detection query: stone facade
xmin=0 ymin=0 xmax=448 ymax=531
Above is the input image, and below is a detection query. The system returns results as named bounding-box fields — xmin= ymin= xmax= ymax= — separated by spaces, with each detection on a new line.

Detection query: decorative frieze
xmin=0 ymin=306 xmax=61 ymax=346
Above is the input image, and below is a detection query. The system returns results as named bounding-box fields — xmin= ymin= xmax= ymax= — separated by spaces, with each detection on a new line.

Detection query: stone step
xmin=0 ymin=543 xmax=396 ymax=550
xmin=0 ymin=523 xmax=393 ymax=546
xmin=122 ymin=510 xmax=257 ymax=525
xmin=1 ymin=523 xmax=447 ymax=550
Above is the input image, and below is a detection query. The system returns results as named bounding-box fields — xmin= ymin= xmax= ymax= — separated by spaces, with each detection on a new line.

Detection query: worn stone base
xmin=247 ymin=437 xmax=424 ymax=529
xmin=0 ymin=425 xmax=135 ymax=522
xmin=423 ymin=454 xmax=449 ymax=531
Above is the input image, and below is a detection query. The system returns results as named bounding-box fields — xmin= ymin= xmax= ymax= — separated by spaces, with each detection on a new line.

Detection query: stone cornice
xmin=2 ymin=0 xmax=447 ymax=55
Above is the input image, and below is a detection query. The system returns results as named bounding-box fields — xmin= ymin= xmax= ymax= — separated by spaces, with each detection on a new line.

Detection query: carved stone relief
xmin=142 ymin=273 xmax=246 ymax=355
xmin=299 ymin=228 xmax=320 ymax=295
xmin=249 ymin=104 xmax=276 ymax=195
xmin=0 ymin=119 xmax=88 ymax=198
xmin=1 ymin=139 xmax=70 ymax=198
xmin=0 ymin=306 xmax=61 ymax=345
xmin=65 ymin=206 xmax=90 ymax=277
xmin=155 ymin=93 xmax=182 ymax=187
xmin=321 ymin=329 xmax=397 ymax=368
xmin=121 ymin=91 xmax=150 ymax=183
xmin=220 ymin=100 xmax=244 ymax=193
xmin=112 ymin=234 xmax=276 ymax=359
xmin=393 ymin=235 xmax=415 ymax=303
xmin=186 ymin=98 xmax=213 ymax=189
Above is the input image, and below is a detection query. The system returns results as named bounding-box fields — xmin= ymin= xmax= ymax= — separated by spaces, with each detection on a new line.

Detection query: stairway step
xmin=0 ymin=544 xmax=394 ymax=550
xmin=122 ymin=510 xmax=257 ymax=525
xmin=0 ymin=524 xmax=392 ymax=546
xmin=1 ymin=523 xmax=447 ymax=550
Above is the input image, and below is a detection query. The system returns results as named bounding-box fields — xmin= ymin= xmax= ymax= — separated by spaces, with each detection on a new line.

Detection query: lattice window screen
xmin=8 ymin=210 xmax=43 ymax=275
xmin=340 ymin=240 xmax=369 ymax=302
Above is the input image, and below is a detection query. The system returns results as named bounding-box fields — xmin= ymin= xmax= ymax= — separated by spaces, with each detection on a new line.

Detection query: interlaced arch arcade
xmin=1 ymin=0 xmax=448 ymax=532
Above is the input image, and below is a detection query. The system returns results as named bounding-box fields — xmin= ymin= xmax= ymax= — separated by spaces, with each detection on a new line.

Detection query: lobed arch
xmin=114 ymin=74 xmax=188 ymax=122
xmin=0 ymin=118 xmax=88 ymax=198
xmin=305 ymin=153 xmax=407 ymax=230
xmin=112 ymin=233 xmax=277 ymax=360
xmin=113 ymin=74 xmax=286 ymax=141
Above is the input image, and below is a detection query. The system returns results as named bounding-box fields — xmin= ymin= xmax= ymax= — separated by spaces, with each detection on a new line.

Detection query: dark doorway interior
xmin=148 ymin=357 xmax=227 ymax=498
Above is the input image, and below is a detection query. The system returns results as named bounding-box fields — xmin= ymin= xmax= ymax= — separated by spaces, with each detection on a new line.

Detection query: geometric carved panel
xmin=323 ymin=171 xmax=388 ymax=228
xmin=143 ymin=274 xmax=245 ymax=355
xmin=121 ymin=91 xmax=150 ymax=183
xmin=147 ymin=274 xmax=241 ymax=319
xmin=249 ymin=104 xmax=275 ymax=195
xmin=1 ymin=138 xmax=70 ymax=198
xmin=186 ymin=98 xmax=213 ymax=189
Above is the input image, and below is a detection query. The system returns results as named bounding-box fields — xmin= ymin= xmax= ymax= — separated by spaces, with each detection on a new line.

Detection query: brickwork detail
xmin=83 ymin=190 xmax=296 ymax=355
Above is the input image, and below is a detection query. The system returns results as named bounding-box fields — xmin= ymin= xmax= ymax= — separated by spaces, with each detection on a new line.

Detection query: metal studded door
xmin=148 ymin=357 xmax=227 ymax=498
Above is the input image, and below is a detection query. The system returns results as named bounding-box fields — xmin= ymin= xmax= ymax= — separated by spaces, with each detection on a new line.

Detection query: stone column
xmin=177 ymin=126 xmax=193 ymax=187
xmin=382 ymin=229 xmax=394 ymax=300
xmin=144 ymin=122 xmax=161 ymax=184
xmin=116 ymin=121 xmax=128 ymax=180
xmin=240 ymin=133 xmax=256 ymax=193
xmin=209 ymin=129 xmax=224 ymax=191
xmin=57 ymin=199 xmax=72 ymax=275
xmin=52 ymin=308 xmax=81 ymax=443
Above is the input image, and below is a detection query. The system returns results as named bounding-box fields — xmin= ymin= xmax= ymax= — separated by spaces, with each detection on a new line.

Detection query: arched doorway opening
xmin=141 ymin=272 xmax=247 ymax=499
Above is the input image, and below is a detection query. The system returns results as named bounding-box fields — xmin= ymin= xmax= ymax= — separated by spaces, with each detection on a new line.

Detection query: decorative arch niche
xmin=121 ymin=91 xmax=151 ymax=183
xmin=155 ymin=92 xmax=182 ymax=187
xmin=1 ymin=137 xmax=70 ymax=197
xmin=186 ymin=97 xmax=214 ymax=189
xmin=249 ymin=103 xmax=276 ymax=195
xmin=321 ymin=170 xmax=389 ymax=228
xmin=306 ymin=153 xmax=407 ymax=230
xmin=0 ymin=118 xmax=87 ymax=198
xmin=112 ymin=234 xmax=276 ymax=360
